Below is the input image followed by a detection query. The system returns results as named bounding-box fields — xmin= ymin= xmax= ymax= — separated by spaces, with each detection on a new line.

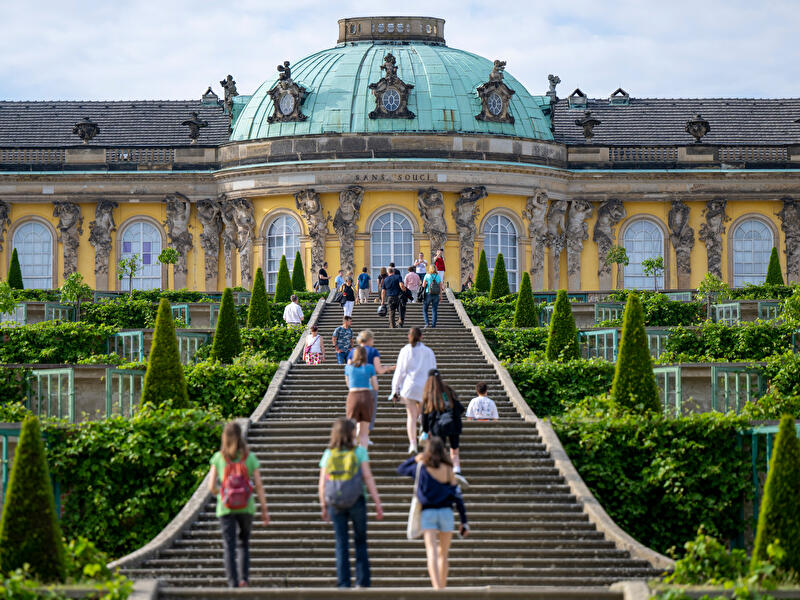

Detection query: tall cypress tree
xmin=489 ymin=253 xmax=511 ymax=299
xmin=211 ymin=288 xmax=242 ymax=363
xmin=291 ymin=251 xmax=306 ymax=292
xmin=0 ymin=416 xmax=66 ymax=582
xmin=141 ymin=298 xmax=189 ymax=408
xmin=611 ymin=293 xmax=660 ymax=413
xmin=514 ymin=271 xmax=538 ymax=327
xmin=765 ymin=247 xmax=784 ymax=286
xmin=474 ymin=250 xmax=491 ymax=293
xmin=545 ymin=290 xmax=579 ymax=361
xmin=7 ymin=248 xmax=23 ymax=290
xmin=247 ymin=267 xmax=271 ymax=328
xmin=274 ymin=255 xmax=293 ymax=303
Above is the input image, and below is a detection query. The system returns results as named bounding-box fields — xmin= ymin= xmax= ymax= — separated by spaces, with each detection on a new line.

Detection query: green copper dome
xmin=231 ymin=25 xmax=553 ymax=141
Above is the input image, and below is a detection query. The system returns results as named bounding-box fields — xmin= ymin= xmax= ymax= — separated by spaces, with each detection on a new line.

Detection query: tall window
xmin=732 ymin=219 xmax=773 ymax=287
xmin=119 ymin=221 xmax=162 ymax=290
xmin=370 ymin=212 xmax=413 ymax=291
xmin=483 ymin=214 xmax=518 ymax=292
xmin=266 ymin=215 xmax=301 ymax=291
xmin=623 ymin=220 xmax=664 ymax=290
xmin=12 ymin=221 xmax=53 ymax=289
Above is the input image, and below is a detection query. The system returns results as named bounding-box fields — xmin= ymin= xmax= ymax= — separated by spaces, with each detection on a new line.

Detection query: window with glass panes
xmin=623 ymin=220 xmax=664 ymax=289
xmin=266 ymin=215 xmax=301 ymax=291
xmin=370 ymin=212 xmax=413 ymax=291
xmin=12 ymin=221 xmax=53 ymax=289
xmin=733 ymin=219 xmax=773 ymax=287
xmin=119 ymin=221 xmax=162 ymax=290
xmin=483 ymin=214 xmax=518 ymax=291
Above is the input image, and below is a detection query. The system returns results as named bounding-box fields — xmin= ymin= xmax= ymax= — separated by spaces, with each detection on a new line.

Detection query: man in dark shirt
xmin=380 ymin=267 xmax=406 ymax=328
xmin=318 ymin=261 xmax=330 ymax=293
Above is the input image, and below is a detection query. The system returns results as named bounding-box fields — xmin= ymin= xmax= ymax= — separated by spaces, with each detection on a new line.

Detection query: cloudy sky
xmin=1 ymin=0 xmax=797 ymax=101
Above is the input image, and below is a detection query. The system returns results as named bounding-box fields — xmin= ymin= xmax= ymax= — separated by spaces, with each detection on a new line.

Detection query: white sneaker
xmin=455 ymin=473 xmax=470 ymax=488
xmin=408 ymin=443 xmax=418 ymax=454
xmin=368 ymin=439 xmax=374 ymax=446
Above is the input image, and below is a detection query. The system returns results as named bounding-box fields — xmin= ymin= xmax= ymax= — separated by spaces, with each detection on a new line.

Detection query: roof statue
xmin=547 ymin=74 xmax=561 ymax=100
xmin=475 ymin=59 xmax=515 ymax=123
xmin=686 ymin=114 xmax=710 ymax=143
xmin=267 ymin=61 xmax=308 ymax=123
xmin=575 ymin=111 xmax=601 ymax=140
xmin=72 ymin=116 xmax=99 ymax=144
xmin=368 ymin=52 xmax=416 ymax=119
xmin=182 ymin=111 xmax=209 ymax=143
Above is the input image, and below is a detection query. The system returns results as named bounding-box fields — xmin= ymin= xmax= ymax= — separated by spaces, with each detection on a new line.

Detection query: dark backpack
xmin=428 ymin=275 xmax=441 ymax=296
xmin=431 ymin=393 xmax=462 ymax=438
xmin=221 ymin=452 xmax=253 ymax=510
xmin=323 ymin=448 xmax=363 ymax=510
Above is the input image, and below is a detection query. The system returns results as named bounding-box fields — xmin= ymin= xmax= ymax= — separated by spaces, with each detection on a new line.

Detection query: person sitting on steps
xmin=466 ymin=382 xmax=499 ymax=420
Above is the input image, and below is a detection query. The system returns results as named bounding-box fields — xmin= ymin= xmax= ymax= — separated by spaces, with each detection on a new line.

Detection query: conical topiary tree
xmin=545 ymin=290 xmax=579 ymax=361
xmin=8 ymin=248 xmax=23 ymax=290
xmin=212 ymin=288 xmax=242 ymax=363
xmin=141 ymin=298 xmax=189 ymax=408
xmin=274 ymin=255 xmax=292 ymax=303
xmin=765 ymin=247 xmax=784 ymax=286
xmin=514 ymin=271 xmax=538 ymax=327
xmin=291 ymin=251 xmax=306 ymax=292
xmin=475 ymin=250 xmax=491 ymax=293
xmin=489 ymin=253 xmax=511 ymax=299
xmin=611 ymin=293 xmax=660 ymax=413
xmin=247 ymin=267 xmax=271 ymax=328
xmin=751 ymin=414 xmax=800 ymax=573
xmin=0 ymin=416 xmax=66 ymax=582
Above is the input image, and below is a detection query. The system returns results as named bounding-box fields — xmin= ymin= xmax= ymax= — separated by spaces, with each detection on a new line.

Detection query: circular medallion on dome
xmin=487 ymin=93 xmax=503 ymax=116
xmin=382 ymin=88 xmax=401 ymax=112
xmin=279 ymin=93 xmax=295 ymax=116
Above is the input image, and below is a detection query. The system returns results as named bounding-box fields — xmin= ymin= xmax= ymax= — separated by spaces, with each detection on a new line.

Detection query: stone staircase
xmin=120 ymin=296 xmax=665 ymax=597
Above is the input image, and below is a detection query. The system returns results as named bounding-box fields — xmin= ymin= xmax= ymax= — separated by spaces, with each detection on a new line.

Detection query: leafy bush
xmin=552 ymin=410 xmax=750 ymax=555
xmin=546 ymin=290 xmax=579 ymax=361
xmin=291 ymin=251 xmax=306 ymax=292
xmin=665 ymin=528 xmax=749 ymax=585
xmin=474 ymin=250 xmax=490 ymax=293
xmin=460 ymin=294 xmax=516 ymax=328
xmin=11 ymin=289 xmax=60 ymax=302
xmin=247 ymin=268 xmax=270 ymax=328
xmin=7 ymin=249 xmax=23 ymax=290
xmin=140 ymin=298 xmax=188 ymax=408
xmin=605 ymin=291 xmax=704 ymax=326
xmin=728 ymin=283 xmax=797 ymax=300
xmin=482 ymin=327 xmax=547 ymax=361
xmin=0 ymin=322 xmax=117 ymax=364
xmin=274 ymin=255 xmax=292 ymax=303
xmin=211 ymin=289 xmax=242 ymax=363
xmin=507 ymin=358 xmax=614 ymax=416
xmin=765 ymin=248 xmax=784 ymax=286
xmin=513 ymin=272 xmax=538 ymax=327
xmin=185 ymin=356 xmax=279 ymax=418
xmin=0 ymin=367 xmax=28 ymax=405
xmin=0 ymin=416 xmax=66 ymax=582
xmin=81 ymin=298 xmax=157 ymax=329
xmin=659 ymin=322 xmax=795 ymax=363
xmin=489 ymin=253 xmax=510 ymax=299
xmin=0 ymin=401 xmax=31 ymax=423
xmin=752 ymin=415 xmax=800 ymax=573
xmin=611 ymin=293 xmax=660 ymax=413
xmin=241 ymin=326 xmax=302 ymax=361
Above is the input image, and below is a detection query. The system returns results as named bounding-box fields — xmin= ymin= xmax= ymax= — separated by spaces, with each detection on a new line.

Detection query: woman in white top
xmin=304 ymin=324 xmax=325 ymax=365
xmin=391 ymin=327 xmax=437 ymax=454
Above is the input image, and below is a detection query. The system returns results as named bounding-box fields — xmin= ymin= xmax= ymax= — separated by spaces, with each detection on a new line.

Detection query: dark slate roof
xmin=552 ymin=98 xmax=800 ymax=146
xmin=0 ymin=100 xmax=230 ymax=147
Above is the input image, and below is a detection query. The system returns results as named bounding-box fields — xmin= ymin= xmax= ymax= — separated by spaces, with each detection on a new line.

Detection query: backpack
xmin=431 ymin=393 xmax=462 ymax=438
xmin=428 ymin=275 xmax=441 ymax=296
xmin=323 ymin=448 xmax=363 ymax=510
xmin=221 ymin=452 xmax=253 ymax=510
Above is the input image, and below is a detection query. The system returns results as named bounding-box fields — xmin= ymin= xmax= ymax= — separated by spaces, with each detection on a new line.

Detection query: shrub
xmin=291 ymin=251 xmax=306 ymax=291
xmin=513 ymin=272 xmax=538 ymax=327
xmin=0 ymin=367 xmax=29 ymax=405
xmin=0 ymin=416 xmax=66 ymax=582
xmin=751 ymin=414 xmax=800 ymax=573
xmin=659 ymin=322 xmax=795 ymax=363
xmin=489 ymin=253 xmax=510 ymax=299
xmin=474 ymin=250 xmax=491 ymax=293
xmin=81 ymin=297 xmax=158 ymax=328
xmin=481 ymin=327 xmax=547 ymax=361
xmin=546 ymin=290 xmax=579 ymax=361
xmin=211 ymin=288 xmax=242 ymax=363
xmin=0 ymin=321 xmax=118 ymax=364
xmin=7 ymin=249 xmax=23 ymax=290
xmin=0 ymin=282 xmax=15 ymax=315
xmin=274 ymin=255 xmax=292 ymax=302
xmin=461 ymin=294 xmax=515 ymax=328
xmin=605 ymin=290 xmax=705 ymax=326
xmin=247 ymin=267 xmax=270 ymax=328
xmin=611 ymin=293 xmax=660 ymax=413
xmin=241 ymin=326 xmax=302 ymax=361
xmin=765 ymin=247 xmax=784 ymax=286
xmin=664 ymin=529 xmax=749 ymax=585
xmin=141 ymin=298 xmax=188 ymax=408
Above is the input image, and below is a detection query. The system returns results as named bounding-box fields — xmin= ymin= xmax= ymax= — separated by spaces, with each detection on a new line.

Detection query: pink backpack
xmin=221 ymin=452 xmax=253 ymax=510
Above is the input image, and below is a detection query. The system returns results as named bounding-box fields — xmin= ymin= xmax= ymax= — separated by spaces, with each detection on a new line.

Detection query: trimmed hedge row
xmin=0 ymin=322 xmax=118 ymax=364
xmin=661 ymin=321 xmax=796 ymax=363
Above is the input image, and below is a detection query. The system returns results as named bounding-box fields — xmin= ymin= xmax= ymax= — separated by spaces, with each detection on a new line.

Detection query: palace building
xmin=1 ymin=15 xmax=799 ymax=293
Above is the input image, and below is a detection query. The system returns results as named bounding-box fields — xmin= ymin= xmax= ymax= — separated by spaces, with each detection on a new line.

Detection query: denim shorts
xmin=420 ymin=507 xmax=454 ymax=532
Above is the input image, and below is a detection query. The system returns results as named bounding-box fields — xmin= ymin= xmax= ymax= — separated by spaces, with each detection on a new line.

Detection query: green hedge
xmin=552 ymin=411 xmax=750 ymax=555
xmin=481 ymin=327 xmax=547 ymax=361
xmin=185 ymin=357 xmax=279 ymax=418
xmin=460 ymin=294 xmax=517 ymax=328
xmin=604 ymin=291 xmax=705 ymax=326
xmin=81 ymin=298 xmax=159 ymax=329
xmin=0 ymin=322 xmax=118 ymax=364
xmin=0 ymin=368 xmax=29 ymax=404
xmin=660 ymin=322 xmax=795 ymax=363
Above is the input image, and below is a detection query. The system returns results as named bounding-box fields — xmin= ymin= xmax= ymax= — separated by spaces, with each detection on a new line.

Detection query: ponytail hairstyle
xmin=221 ymin=421 xmax=248 ymax=462
xmin=422 ymin=436 xmax=452 ymax=469
xmin=351 ymin=345 xmax=367 ymax=367
xmin=408 ymin=326 xmax=423 ymax=347
xmin=328 ymin=417 xmax=356 ymax=450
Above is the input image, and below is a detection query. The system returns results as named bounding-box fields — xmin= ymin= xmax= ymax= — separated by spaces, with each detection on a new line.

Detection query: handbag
xmin=377 ymin=303 xmax=387 ymax=317
xmin=406 ymin=461 xmax=423 ymax=540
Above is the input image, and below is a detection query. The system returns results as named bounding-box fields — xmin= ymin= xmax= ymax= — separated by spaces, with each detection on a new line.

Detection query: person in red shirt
xmin=434 ymin=249 xmax=445 ymax=285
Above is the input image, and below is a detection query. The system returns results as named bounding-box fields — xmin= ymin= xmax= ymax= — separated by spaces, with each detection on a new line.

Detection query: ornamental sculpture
xmin=686 ymin=114 xmax=710 ymax=143
xmin=182 ymin=112 xmax=208 ymax=143
xmin=53 ymin=201 xmax=83 ymax=278
xmin=777 ymin=197 xmax=800 ymax=282
xmin=267 ymin=61 xmax=308 ymax=123
xmin=475 ymin=60 xmax=515 ymax=124
xmin=593 ymin=198 xmax=627 ymax=288
xmin=418 ymin=188 xmax=448 ymax=254
xmin=699 ymin=197 xmax=730 ymax=278
xmin=219 ymin=196 xmax=237 ymax=286
xmin=668 ymin=199 xmax=695 ymax=288
xmin=0 ymin=200 xmax=10 ymax=253
xmin=233 ymin=198 xmax=256 ymax=289
xmin=333 ymin=186 xmax=364 ymax=276
xmin=197 ymin=197 xmax=223 ymax=290
xmin=566 ymin=199 xmax=593 ymax=290
xmin=546 ymin=199 xmax=568 ymax=288
xmin=88 ymin=200 xmax=118 ymax=289
xmin=575 ymin=111 xmax=601 ymax=140
xmin=453 ymin=186 xmax=487 ymax=289
xmin=164 ymin=193 xmax=193 ymax=288
xmin=523 ymin=190 xmax=549 ymax=290
xmin=220 ymin=74 xmax=238 ymax=122
xmin=369 ymin=53 xmax=415 ymax=119
xmin=295 ymin=189 xmax=330 ymax=277
xmin=72 ymin=117 xmax=99 ymax=144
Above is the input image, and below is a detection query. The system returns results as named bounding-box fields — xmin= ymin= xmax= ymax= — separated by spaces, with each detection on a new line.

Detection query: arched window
xmin=119 ymin=221 xmax=162 ymax=290
xmin=483 ymin=214 xmax=518 ymax=292
xmin=266 ymin=215 xmax=301 ymax=291
xmin=732 ymin=219 xmax=773 ymax=287
xmin=623 ymin=220 xmax=664 ymax=290
xmin=11 ymin=221 xmax=54 ymax=289
xmin=370 ymin=212 xmax=413 ymax=290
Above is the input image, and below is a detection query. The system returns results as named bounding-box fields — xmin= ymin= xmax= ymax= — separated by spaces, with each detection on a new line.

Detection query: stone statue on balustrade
xmin=546 ymin=199 xmax=568 ymax=289
xmin=523 ymin=190 xmax=549 ymax=290
xmin=699 ymin=197 xmax=729 ymax=278
xmin=88 ymin=200 xmax=118 ymax=289
xmin=164 ymin=193 xmax=193 ymax=288
xmin=333 ymin=186 xmax=363 ymax=276
xmin=295 ymin=189 xmax=330 ymax=277
xmin=453 ymin=186 xmax=487 ymax=289
xmin=565 ymin=199 xmax=593 ymax=290
xmin=219 ymin=196 xmax=237 ymax=287
xmin=53 ymin=201 xmax=84 ymax=279
xmin=197 ymin=197 xmax=223 ymax=290
xmin=778 ymin=197 xmax=800 ymax=282
xmin=592 ymin=198 xmax=627 ymax=289
xmin=668 ymin=199 xmax=694 ymax=288
xmin=418 ymin=188 xmax=448 ymax=254
xmin=0 ymin=200 xmax=10 ymax=253
xmin=233 ymin=198 xmax=256 ymax=289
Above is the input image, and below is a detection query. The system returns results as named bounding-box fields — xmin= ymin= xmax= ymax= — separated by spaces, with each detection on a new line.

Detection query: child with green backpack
xmin=318 ymin=417 xmax=383 ymax=588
